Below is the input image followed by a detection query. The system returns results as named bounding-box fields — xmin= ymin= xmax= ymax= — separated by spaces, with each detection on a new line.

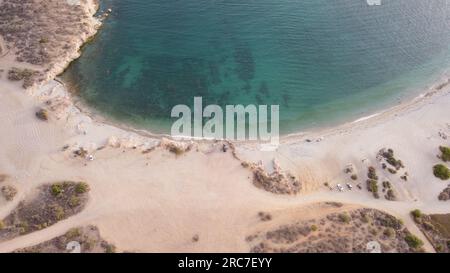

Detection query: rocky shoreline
xmin=0 ymin=0 xmax=100 ymax=88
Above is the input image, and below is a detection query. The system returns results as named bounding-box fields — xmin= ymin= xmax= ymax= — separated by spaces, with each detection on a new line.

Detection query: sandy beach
xmin=0 ymin=0 xmax=449 ymax=253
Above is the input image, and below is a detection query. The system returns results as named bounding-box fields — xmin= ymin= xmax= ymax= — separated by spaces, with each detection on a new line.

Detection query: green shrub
xmin=66 ymin=228 xmax=81 ymax=239
xmin=350 ymin=174 xmax=358 ymax=181
xmin=311 ymin=225 xmax=318 ymax=232
xmin=50 ymin=183 xmax=63 ymax=197
xmin=361 ymin=214 xmax=370 ymax=223
xmin=84 ymin=239 xmax=96 ymax=251
xmin=422 ymin=221 xmax=435 ymax=231
xmin=75 ymin=182 xmax=90 ymax=194
xmin=39 ymin=37 xmax=49 ymax=44
xmin=105 ymin=244 xmax=116 ymax=253
xmin=69 ymin=196 xmax=80 ymax=208
xmin=439 ymin=146 xmax=450 ymax=162
xmin=368 ymin=167 xmax=378 ymax=180
xmin=385 ymin=189 xmax=396 ymax=201
xmin=379 ymin=215 xmax=403 ymax=229
xmin=383 ymin=228 xmax=395 ymax=238
xmin=380 ymin=148 xmax=404 ymax=170
xmin=433 ymin=164 xmax=450 ymax=180
xmin=411 ymin=209 xmax=422 ymax=219
xmin=405 ymin=234 xmax=423 ymax=249
xmin=0 ymin=220 xmax=4 ymax=230
xmin=367 ymin=179 xmax=378 ymax=194
xmin=387 ymin=168 xmax=397 ymax=174
xmin=18 ymin=222 xmax=29 ymax=235
xmin=18 ymin=221 xmax=29 ymax=229
xmin=52 ymin=205 xmax=65 ymax=221
xmin=339 ymin=213 xmax=351 ymax=224
xmin=35 ymin=109 xmax=49 ymax=121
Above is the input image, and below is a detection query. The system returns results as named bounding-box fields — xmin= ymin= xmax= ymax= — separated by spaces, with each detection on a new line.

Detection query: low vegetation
xmin=439 ymin=146 xmax=450 ymax=162
xmin=160 ymin=140 xmax=192 ymax=156
xmin=366 ymin=179 xmax=379 ymax=199
xmin=338 ymin=213 xmax=351 ymax=224
xmin=412 ymin=213 xmax=450 ymax=253
xmin=433 ymin=164 xmax=450 ymax=180
xmin=438 ymin=185 xmax=450 ymax=201
xmin=381 ymin=181 xmax=396 ymax=201
xmin=384 ymin=228 xmax=395 ymax=238
xmin=73 ymin=147 xmax=89 ymax=158
xmin=249 ymin=207 xmax=422 ymax=253
xmin=411 ymin=209 xmax=422 ymax=221
xmin=366 ymin=166 xmax=380 ymax=199
xmin=1 ymin=185 xmax=18 ymax=201
xmin=13 ymin=226 xmax=116 ymax=253
xmin=168 ymin=145 xmax=185 ymax=155
xmin=35 ymin=108 xmax=49 ymax=121
xmin=0 ymin=182 xmax=90 ymax=241
xmin=404 ymin=234 xmax=424 ymax=249
xmin=250 ymin=165 xmax=301 ymax=195
xmin=344 ymin=164 xmax=358 ymax=181
xmin=430 ymin=214 xmax=450 ymax=238
xmin=367 ymin=166 xmax=378 ymax=181
xmin=192 ymin=234 xmax=200 ymax=243
xmin=385 ymin=189 xmax=396 ymax=201
xmin=378 ymin=148 xmax=404 ymax=170
xmin=258 ymin=212 xmax=272 ymax=222
xmin=8 ymin=68 xmax=36 ymax=80
xmin=7 ymin=68 xmax=40 ymax=88
xmin=0 ymin=0 xmax=98 ymax=88
xmin=75 ymin=182 xmax=90 ymax=194
xmin=387 ymin=168 xmax=397 ymax=174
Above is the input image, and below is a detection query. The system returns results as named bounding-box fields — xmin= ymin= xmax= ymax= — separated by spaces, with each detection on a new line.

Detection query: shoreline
xmin=52 ymin=1 xmax=450 ymax=143
xmin=59 ymin=67 xmax=450 ymax=145
xmin=1 ymin=0 xmax=450 ymax=253
xmin=283 ymin=80 xmax=450 ymax=143
xmin=55 ymin=4 xmax=450 ymax=144
xmin=0 ymin=0 xmax=448 ymax=150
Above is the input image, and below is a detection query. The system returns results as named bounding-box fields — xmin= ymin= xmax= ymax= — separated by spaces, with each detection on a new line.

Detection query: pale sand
xmin=0 ymin=0 xmax=449 ymax=253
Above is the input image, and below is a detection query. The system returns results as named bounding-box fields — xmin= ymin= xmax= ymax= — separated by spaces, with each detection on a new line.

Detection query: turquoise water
xmin=64 ymin=0 xmax=450 ymax=134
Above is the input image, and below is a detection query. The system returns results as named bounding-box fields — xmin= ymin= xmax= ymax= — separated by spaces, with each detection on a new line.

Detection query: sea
xmin=63 ymin=0 xmax=450 ymax=134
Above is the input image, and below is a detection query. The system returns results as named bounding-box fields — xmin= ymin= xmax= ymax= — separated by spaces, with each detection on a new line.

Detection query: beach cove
xmin=64 ymin=0 xmax=450 ymax=134
xmin=0 ymin=0 xmax=449 ymax=253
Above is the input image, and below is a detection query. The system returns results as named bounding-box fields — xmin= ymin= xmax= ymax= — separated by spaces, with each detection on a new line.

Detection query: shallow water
xmin=64 ymin=0 xmax=450 ymax=134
